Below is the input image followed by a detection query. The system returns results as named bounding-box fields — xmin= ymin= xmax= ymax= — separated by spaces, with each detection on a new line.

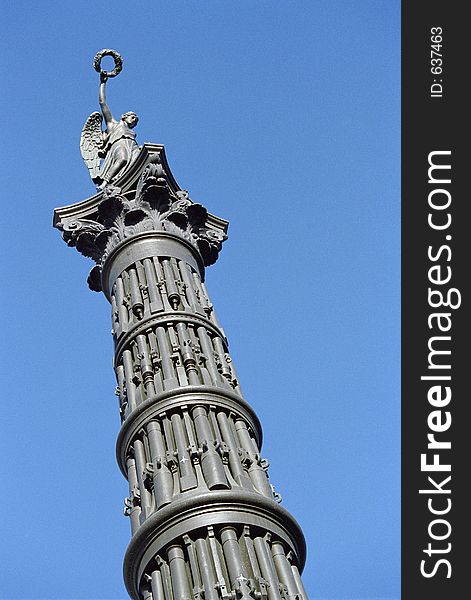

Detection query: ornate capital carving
xmin=54 ymin=144 xmax=228 ymax=292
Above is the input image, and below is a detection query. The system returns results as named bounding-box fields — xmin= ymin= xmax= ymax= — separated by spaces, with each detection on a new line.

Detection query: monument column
xmin=53 ymin=50 xmax=309 ymax=600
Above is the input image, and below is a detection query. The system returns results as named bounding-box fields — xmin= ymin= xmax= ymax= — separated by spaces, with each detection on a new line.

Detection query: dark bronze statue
xmin=80 ymin=49 xmax=140 ymax=188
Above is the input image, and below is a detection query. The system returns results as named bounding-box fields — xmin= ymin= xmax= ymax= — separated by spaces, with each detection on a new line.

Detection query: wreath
xmin=93 ymin=49 xmax=123 ymax=78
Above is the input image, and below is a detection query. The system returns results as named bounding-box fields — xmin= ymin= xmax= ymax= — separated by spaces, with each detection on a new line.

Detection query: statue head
xmin=121 ymin=111 xmax=139 ymax=128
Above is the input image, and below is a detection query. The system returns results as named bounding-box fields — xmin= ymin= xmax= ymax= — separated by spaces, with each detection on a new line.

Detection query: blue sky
xmin=0 ymin=2 xmax=399 ymax=599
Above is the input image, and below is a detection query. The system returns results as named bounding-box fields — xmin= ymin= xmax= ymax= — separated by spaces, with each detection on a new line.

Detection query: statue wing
xmin=80 ymin=112 xmax=104 ymax=182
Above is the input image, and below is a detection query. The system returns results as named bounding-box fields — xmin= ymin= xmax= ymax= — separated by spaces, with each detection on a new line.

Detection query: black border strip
xmin=402 ymin=3 xmax=467 ymax=598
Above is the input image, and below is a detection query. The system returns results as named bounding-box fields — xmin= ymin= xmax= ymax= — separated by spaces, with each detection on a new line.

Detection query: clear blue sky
xmin=0 ymin=2 xmax=399 ymax=599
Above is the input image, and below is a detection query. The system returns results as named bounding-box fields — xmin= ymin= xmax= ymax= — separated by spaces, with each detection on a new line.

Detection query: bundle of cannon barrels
xmin=107 ymin=225 xmax=307 ymax=600
xmin=55 ymin=128 xmax=308 ymax=598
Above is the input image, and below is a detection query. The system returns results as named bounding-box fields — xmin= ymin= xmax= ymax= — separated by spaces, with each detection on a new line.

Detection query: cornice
xmin=53 ymin=144 xmax=229 ymax=291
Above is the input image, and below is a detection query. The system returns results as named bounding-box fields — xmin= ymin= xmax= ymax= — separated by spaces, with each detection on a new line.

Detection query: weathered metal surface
xmin=81 ymin=49 xmax=139 ymax=187
xmin=53 ymin=50 xmax=308 ymax=600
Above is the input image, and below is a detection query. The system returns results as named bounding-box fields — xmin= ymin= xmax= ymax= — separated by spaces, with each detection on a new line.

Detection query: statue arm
xmin=99 ymin=75 xmax=114 ymax=127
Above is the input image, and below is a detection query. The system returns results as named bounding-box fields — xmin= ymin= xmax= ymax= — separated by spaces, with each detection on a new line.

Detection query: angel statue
xmin=80 ymin=49 xmax=140 ymax=189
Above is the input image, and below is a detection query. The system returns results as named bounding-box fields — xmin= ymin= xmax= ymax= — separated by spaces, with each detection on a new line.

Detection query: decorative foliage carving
xmin=61 ymin=219 xmax=106 ymax=262
xmin=57 ymin=155 xmax=227 ymax=291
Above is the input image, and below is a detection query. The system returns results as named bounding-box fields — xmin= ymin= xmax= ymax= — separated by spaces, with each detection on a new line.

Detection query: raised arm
xmin=99 ymin=73 xmax=114 ymax=127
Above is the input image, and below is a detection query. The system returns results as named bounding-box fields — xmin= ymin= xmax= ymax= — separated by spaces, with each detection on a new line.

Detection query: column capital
xmin=53 ymin=143 xmax=228 ymax=292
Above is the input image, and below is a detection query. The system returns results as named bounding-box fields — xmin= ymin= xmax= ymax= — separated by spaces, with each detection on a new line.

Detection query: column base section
xmin=123 ymin=489 xmax=307 ymax=600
